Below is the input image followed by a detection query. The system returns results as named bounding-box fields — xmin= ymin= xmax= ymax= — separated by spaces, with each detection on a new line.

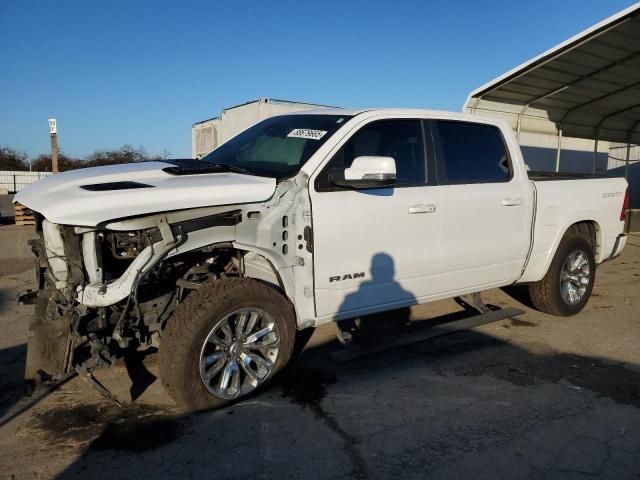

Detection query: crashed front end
xmin=13 ymin=161 xmax=282 ymax=393
xmin=14 ymin=154 xmax=318 ymax=400
xmin=24 ymin=209 xmax=243 ymax=391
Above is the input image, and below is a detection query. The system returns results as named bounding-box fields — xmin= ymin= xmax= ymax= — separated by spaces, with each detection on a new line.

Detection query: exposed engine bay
xmin=23 ymin=176 xmax=316 ymax=394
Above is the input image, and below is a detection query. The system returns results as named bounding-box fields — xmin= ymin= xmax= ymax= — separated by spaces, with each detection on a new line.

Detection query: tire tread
xmin=158 ymin=277 xmax=295 ymax=410
xmin=528 ymin=222 xmax=596 ymax=316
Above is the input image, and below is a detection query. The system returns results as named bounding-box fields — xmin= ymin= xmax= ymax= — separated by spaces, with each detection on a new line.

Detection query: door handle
xmin=408 ymin=204 xmax=437 ymax=214
xmin=501 ymin=198 xmax=523 ymax=206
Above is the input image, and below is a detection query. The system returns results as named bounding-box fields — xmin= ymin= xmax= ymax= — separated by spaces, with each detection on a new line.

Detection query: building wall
xmin=518 ymin=131 xmax=610 ymax=174
xmin=609 ymin=144 xmax=640 ymax=209
xmin=517 ymin=134 xmax=638 ymax=209
xmin=216 ymin=102 xmax=262 ymax=146
xmin=192 ymin=119 xmax=220 ymax=159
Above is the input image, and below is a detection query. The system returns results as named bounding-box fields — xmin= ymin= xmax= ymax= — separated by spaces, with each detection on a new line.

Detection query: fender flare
xmin=522 ymin=216 xmax=602 ymax=283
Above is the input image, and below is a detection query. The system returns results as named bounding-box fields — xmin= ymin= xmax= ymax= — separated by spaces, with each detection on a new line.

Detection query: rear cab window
xmin=431 ymin=120 xmax=512 ymax=184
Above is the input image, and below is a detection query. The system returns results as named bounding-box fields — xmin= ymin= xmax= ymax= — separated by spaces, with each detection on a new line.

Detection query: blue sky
xmin=0 ymin=0 xmax=635 ymax=159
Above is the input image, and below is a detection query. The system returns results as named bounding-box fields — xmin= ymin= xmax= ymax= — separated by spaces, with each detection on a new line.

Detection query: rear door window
xmin=432 ymin=121 xmax=511 ymax=184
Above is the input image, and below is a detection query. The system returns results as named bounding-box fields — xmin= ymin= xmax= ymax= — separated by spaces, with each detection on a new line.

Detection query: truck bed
xmin=519 ymin=172 xmax=628 ymax=283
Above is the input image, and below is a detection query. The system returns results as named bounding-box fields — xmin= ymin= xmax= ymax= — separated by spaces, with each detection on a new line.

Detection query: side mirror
xmin=329 ymin=156 xmax=396 ymax=189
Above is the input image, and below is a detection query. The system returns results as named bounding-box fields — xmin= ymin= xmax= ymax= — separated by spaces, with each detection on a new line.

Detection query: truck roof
xmin=288 ymin=107 xmax=511 ymax=127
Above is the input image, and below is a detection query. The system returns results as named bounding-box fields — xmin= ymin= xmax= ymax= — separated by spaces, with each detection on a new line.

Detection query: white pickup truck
xmin=15 ymin=108 xmax=629 ymax=410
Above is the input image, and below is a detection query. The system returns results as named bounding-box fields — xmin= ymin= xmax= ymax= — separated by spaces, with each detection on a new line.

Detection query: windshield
xmin=201 ymin=114 xmax=350 ymax=179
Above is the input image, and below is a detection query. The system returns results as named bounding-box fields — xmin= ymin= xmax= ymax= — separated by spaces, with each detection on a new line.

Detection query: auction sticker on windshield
xmin=287 ymin=128 xmax=327 ymax=140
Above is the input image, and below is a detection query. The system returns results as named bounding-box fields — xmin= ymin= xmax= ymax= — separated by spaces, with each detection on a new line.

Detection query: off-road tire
xmin=528 ymin=223 xmax=596 ymax=316
xmin=159 ymin=277 xmax=296 ymax=411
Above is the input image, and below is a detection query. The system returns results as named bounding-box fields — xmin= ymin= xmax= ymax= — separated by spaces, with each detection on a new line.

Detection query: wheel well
xmin=164 ymin=239 xmax=288 ymax=293
xmin=240 ymin=250 xmax=285 ymax=292
xmin=566 ymin=220 xmax=600 ymax=258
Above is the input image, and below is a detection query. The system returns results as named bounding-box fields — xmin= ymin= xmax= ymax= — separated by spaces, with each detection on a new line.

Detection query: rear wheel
xmin=528 ymin=224 xmax=596 ymax=316
xmin=159 ymin=277 xmax=296 ymax=411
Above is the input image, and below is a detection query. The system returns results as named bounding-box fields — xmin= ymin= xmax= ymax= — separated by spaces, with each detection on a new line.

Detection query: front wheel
xmin=528 ymin=224 xmax=596 ymax=316
xmin=159 ymin=277 xmax=296 ymax=411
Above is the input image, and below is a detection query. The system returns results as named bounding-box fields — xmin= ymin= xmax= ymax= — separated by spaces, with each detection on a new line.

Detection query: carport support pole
xmin=593 ymin=136 xmax=599 ymax=174
xmin=555 ymin=126 xmax=563 ymax=172
xmin=516 ymin=106 xmax=528 ymax=141
xmin=516 ymin=86 xmax=569 ymax=143
xmin=625 ymin=142 xmax=631 ymax=180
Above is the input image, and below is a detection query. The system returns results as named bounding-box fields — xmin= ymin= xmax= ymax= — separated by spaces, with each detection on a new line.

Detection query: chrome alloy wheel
xmin=560 ymin=250 xmax=591 ymax=305
xmin=199 ymin=308 xmax=280 ymax=400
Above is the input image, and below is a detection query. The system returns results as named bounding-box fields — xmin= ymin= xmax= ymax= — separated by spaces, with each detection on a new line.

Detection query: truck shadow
xmin=334 ymin=253 xmax=416 ymax=344
xmin=0 ymin=215 xmax=16 ymax=225
xmin=11 ymin=253 xmax=640 ymax=478
xmin=0 ymin=344 xmax=27 ymax=419
xmin=0 ymin=287 xmax=10 ymax=316
xmin=500 ymin=284 xmax=536 ymax=310
xmin=50 ymin=325 xmax=640 ymax=480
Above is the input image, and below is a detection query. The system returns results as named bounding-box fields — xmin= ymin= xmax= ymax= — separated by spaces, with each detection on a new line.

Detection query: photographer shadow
xmin=335 ymin=253 xmax=416 ymax=344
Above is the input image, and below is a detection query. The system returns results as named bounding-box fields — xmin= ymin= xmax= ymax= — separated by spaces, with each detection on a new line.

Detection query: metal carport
xmin=464 ymin=2 xmax=640 ymax=181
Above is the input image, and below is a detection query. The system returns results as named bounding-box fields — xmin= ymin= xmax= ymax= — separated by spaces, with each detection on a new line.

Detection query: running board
xmin=330 ymin=307 xmax=525 ymax=364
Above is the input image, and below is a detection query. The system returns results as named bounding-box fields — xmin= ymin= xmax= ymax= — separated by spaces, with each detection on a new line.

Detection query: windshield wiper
xmin=162 ymin=162 xmax=252 ymax=176
xmin=209 ymin=163 xmax=251 ymax=174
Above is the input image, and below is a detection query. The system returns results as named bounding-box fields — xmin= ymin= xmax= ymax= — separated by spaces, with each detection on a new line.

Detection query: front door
xmin=310 ymin=119 xmax=442 ymax=321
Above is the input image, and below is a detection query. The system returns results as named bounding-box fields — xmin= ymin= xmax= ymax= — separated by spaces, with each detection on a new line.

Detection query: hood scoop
xmin=80 ymin=181 xmax=154 ymax=191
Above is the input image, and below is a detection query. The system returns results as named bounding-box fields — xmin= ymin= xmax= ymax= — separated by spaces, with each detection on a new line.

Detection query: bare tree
xmin=31 ymin=153 xmax=80 ymax=172
xmin=2 ymin=144 xmax=166 ymax=172
xmin=0 ymin=146 xmax=29 ymax=171
xmin=85 ymin=145 xmax=151 ymax=167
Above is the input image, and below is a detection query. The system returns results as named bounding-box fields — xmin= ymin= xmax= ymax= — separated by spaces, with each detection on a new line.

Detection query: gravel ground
xmin=0 ymin=224 xmax=639 ymax=480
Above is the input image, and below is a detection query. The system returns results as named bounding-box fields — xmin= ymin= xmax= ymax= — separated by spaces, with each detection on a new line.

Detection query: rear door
xmin=428 ymin=119 xmax=529 ymax=293
xmin=310 ymin=118 xmax=442 ymax=321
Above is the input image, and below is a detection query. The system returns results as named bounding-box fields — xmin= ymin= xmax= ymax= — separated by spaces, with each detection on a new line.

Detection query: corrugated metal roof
xmin=464 ymin=2 xmax=640 ymax=144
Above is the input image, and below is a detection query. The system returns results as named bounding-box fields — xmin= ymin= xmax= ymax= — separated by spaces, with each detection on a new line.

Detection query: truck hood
xmin=14 ymin=161 xmax=277 ymax=226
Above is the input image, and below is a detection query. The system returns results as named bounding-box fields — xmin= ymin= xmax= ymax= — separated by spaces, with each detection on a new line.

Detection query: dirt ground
xmin=0 ymin=223 xmax=639 ymax=480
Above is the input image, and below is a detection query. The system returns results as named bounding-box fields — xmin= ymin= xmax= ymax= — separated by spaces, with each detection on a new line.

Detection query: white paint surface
xmin=14 ymin=161 xmax=276 ymax=226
